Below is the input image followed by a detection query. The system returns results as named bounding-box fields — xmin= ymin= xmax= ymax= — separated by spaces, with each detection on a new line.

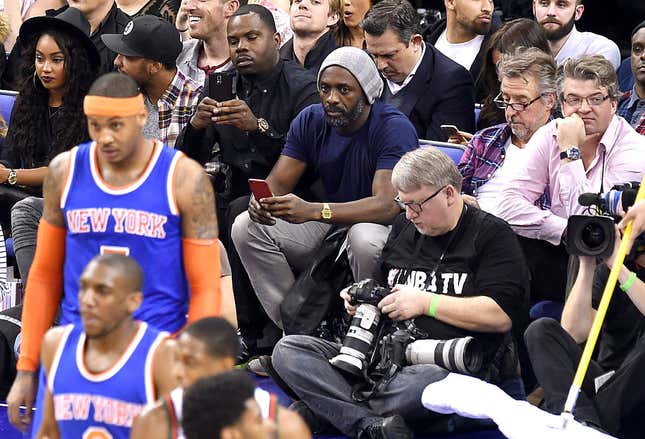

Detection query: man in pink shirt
xmin=499 ymin=55 xmax=645 ymax=248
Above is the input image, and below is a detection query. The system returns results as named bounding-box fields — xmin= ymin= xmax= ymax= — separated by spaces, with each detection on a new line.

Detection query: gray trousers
xmin=231 ymin=211 xmax=390 ymax=328
xmin=10 ymin=196 xmax=43 ymax=285
xmin=272 ymin=335 xmax=449 ymax=437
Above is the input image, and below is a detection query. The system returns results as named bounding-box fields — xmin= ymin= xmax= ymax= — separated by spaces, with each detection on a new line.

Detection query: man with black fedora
xmin=102 ymin=15 xmax=202 ymax=148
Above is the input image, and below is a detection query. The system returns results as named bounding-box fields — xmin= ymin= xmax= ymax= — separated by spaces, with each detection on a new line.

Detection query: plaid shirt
xmin=459 ymin=123 xmax=550 ymax=209
xmin=157 ymin=69 xmax=202 ymax=148
xmin=618 ymin=89 xmax=645 ymax=135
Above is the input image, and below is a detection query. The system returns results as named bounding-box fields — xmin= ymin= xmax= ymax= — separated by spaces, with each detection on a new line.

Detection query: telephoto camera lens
xmin=329 ymin=303 xmax=382 ymax=376
xmin=405 ymin=336 xmax=483 ymax=375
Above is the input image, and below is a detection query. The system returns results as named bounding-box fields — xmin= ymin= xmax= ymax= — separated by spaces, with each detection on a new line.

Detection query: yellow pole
xmin=562 ymin=176 xmax=645 ymax=418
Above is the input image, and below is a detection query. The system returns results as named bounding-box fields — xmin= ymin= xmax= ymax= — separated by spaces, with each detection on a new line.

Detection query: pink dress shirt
xmin=498 ymin=116 xmax=645 ymax=245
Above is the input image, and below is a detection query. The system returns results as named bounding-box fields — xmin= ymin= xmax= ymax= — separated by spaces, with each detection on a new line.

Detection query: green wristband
xmin=620 ymin=271 xmax=638 ymax=293
xmin=427 ymin=293 xmax=439 ymax=318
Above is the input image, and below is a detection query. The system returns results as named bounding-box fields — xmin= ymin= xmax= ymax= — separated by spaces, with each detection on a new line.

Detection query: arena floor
xmin=0 ymin=376 xmax=507 ymax=438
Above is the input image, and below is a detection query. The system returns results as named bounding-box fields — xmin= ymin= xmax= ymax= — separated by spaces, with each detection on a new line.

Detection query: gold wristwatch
xmin=321 ymin=202 xmax=332 ymax=220
xmin=257 ymin=118 xmax=269 ymax=133
xmin=6 ymin=169 xmax=17 ymax=185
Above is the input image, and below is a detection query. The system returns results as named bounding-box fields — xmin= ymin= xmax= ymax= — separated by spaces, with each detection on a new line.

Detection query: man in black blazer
xmin=362 ymin=0 xmax=475 ymax=141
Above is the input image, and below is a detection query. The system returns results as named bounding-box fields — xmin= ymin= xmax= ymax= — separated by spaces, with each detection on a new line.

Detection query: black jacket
xmin=280 ymin=31 xmax=337 ymax=75
xmin=175 ymin=60 xmax=319 ymax=198
xmin=381 ymin=45 xmax=475 ymax=141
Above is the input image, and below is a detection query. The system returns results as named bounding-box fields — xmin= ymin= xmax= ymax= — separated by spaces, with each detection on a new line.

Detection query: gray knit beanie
xmin=317 ymin=47 xmax=383 ymax=104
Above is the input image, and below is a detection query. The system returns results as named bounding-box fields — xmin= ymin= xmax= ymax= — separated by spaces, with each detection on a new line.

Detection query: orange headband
xmin=83 ymin=94 xmax=145 ymax=117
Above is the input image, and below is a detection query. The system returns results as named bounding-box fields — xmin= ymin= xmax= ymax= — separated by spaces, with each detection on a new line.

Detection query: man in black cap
xmin=102 ymin=15 xmax=202 ymax=148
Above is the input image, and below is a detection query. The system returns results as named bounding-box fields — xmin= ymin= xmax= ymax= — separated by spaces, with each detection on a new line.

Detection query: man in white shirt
xmin=426 ymin=0 xmax=494 ymax=81
xmin=533 ymin=0 xmax=620 ymax=69
xmin=363 ymin=0 xmax=475 ymax=140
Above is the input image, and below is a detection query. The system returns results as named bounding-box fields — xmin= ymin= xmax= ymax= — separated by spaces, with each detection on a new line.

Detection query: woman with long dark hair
xmin=475 ymin=18 xmax=551 ymax=130
xmin=0 ymin=7 xmax=99 ymax=281
xmin=0 ymin=8 xmax=99 ymax=195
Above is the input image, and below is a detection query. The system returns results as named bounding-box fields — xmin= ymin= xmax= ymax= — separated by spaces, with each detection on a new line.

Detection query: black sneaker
xmin=237 ymin=331 xmax=258 ymax=366
xmin=359 ymin=415 xmax=414 ymax=439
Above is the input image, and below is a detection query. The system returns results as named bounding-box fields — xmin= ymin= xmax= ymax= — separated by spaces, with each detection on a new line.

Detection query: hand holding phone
xmin=209 ymin=72 xmax=237 ymax=102
xmin=440 ymin=124 xmax=460 ymax=138
xmin=248 ymin=179 xmax=275 ymax=225
xmin=249 ymin=179 xmax=273 ymax=201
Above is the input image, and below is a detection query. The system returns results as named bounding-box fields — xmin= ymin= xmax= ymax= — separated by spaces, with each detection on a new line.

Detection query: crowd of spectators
xmin=0 ymin=0 xmax=642 ymax=437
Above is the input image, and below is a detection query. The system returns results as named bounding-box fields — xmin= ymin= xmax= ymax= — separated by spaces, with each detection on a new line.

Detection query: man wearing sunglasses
xmin=498 ymin=55 xmax=645 ymax=290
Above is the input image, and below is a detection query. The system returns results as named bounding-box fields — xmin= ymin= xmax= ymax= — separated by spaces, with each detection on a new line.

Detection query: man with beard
xmin=459 ymin=48 xmax=557 ymax=218
xmin=460 ymin=47 xmax=564 ymax=304
xmin=533 ymin=0 xmax=620 ymax=69
xmin=232 ymin=46 xmax=418 ymax=331
xmin=425 ymin=0 xmax=496 ymax=87
xmin=617 ymin=20 xmax=645 ymax=135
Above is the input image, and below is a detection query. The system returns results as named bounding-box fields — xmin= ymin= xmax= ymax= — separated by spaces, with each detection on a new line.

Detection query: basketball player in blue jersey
xmin=130 ymin=317 xmax=311 ymax=439
xmin=8 ymin=72 xmax=234 ymax=432
xmin=37 ymin=254 xmax=177 ymax=439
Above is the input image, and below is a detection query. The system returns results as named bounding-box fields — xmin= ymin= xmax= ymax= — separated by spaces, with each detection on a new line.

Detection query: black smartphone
xmin=208 ymin=72 xmax=237 ymax=102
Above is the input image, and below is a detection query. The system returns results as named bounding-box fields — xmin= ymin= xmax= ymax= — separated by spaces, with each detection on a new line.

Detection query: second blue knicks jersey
xmin=61 ymin=140 xmax=188 ymax=332
xmin=48 ymin=322 xmax=166 ymax=439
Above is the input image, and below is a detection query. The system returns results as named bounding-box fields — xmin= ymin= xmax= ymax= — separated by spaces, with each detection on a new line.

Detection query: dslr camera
xmin=329 ymin=279 xmax=390 ymax=376
xmin=567 ymin=182 xmax=640 ymax=258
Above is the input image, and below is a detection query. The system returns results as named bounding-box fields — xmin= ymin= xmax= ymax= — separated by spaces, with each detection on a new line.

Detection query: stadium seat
xmin=419 ymin=139 xmax=466 ymax=165
xmin=529 ymin=300 xmax=564 ymax=321
xmin=0 ymin=90 xmax=17 ymax=126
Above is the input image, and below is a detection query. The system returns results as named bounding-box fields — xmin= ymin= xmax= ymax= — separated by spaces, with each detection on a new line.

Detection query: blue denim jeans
xmin=272 ymin=334 xmax=451 ymax=437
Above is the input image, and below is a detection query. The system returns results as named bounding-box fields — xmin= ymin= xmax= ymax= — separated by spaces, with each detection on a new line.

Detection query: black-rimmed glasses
xmin=395 ymin=185 xmax=446 ymax=213
xmin=493 ymin=92 xmax=544 ymax=111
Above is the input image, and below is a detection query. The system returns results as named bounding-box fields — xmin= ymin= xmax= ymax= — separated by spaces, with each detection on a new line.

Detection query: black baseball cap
xmin=101 ymin=15 xmax=182 ymax=65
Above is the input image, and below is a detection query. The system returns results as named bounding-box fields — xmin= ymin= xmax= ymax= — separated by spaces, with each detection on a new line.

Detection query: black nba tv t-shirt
xmin=374 ymin=206 xmax=529 ymax=363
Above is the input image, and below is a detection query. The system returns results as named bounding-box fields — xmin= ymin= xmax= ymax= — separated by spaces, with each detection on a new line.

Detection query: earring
xmin=33 ymin=71 xmax=40 ymax=88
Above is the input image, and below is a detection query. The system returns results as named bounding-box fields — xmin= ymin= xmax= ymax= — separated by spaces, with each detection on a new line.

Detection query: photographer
xmin=525 ymin=230 xmax=645 ymax=438
xmin=271 ymin=148 xmax=529 ymax=438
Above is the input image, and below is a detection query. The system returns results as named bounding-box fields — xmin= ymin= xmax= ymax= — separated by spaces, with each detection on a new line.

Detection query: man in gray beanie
xmin=617 ymin=20 xmax=645 ymax=135
xmin=232 ymin=44 xmax=418 ymax=337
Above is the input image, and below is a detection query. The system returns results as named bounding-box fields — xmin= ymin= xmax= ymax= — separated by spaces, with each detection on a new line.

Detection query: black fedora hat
xmin=18 ymin=7 xmax=101 ymax=70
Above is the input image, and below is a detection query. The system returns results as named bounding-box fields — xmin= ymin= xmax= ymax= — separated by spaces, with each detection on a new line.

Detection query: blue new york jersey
xmin=61 ymin=141 xmax=188 ymax=332
xmin=48 ymin=322 xmax=166 ymax=439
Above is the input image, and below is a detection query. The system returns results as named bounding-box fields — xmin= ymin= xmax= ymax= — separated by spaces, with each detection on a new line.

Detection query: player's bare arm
xmin=174 ymin=155 xmax=218 ymax=239
xmin=35 ymin=327 xmax=67 ymax=439
xmin=41 ymin=151 xmax=71 ymax=227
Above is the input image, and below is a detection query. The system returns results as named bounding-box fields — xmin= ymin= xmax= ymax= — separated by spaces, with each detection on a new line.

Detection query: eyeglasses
xmin=395 ymin=186 xmax=446 ymax=213
xmin=493 ymin=92 xmax=544 ymax=111
xmin=561 ymin=93 xmax=610 ymax=108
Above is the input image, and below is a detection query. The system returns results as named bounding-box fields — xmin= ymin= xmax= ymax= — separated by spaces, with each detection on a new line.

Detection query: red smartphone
xmin=249 ymin=179 xmax=273 ymax=200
